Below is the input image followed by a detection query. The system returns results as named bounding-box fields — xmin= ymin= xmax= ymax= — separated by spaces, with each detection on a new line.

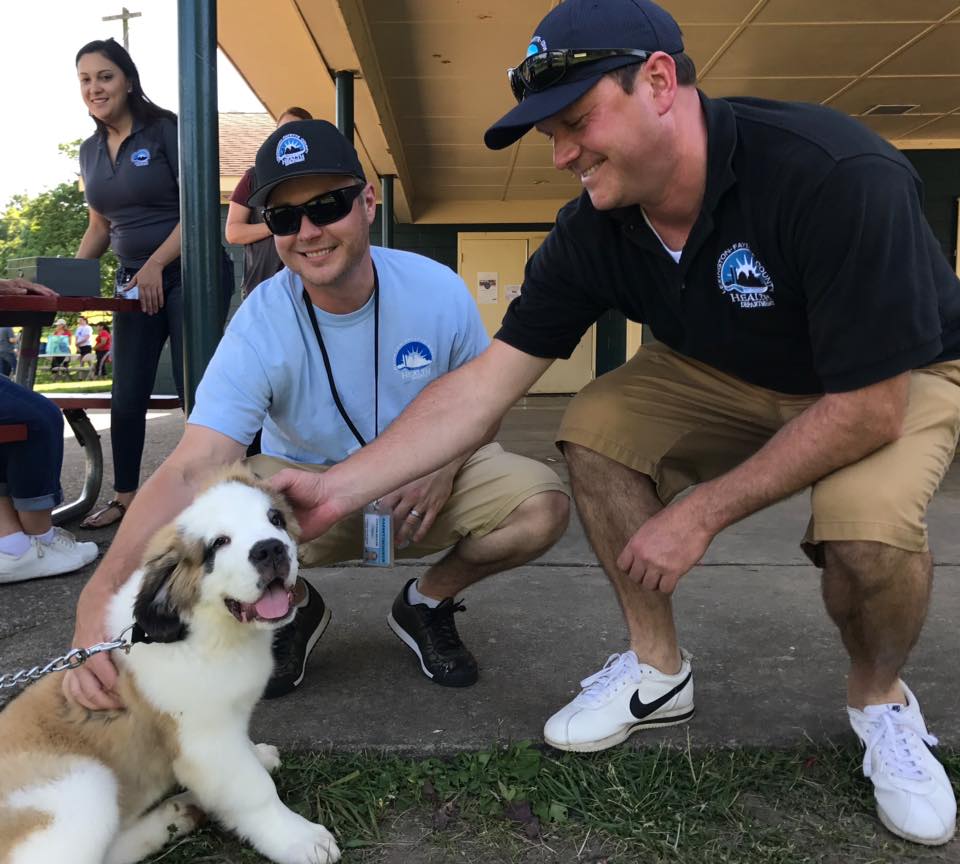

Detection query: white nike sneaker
xmin=543 ymin=650 xmax=694 ymax=752
xmin=0 ymin=529 xmax=99 ymax=584
xmin=848 ymin=681 xmax=956 ymax=846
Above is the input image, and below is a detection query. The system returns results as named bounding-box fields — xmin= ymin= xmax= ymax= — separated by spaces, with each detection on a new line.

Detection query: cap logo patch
xmin=395 ymin=340 xmax=434 ymax=381
xmin=131 ymin=148 xmax=151 ymax=167
xmin=716 ymin=243 xmax=775 ymax=309
xmin=527 ymin=36 xmax=547 ymax=56
xmin=276 ymin=133 xmax=309 ymax=167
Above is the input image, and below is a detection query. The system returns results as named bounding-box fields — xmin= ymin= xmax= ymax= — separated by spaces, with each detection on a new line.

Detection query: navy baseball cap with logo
xmin=247 ymin=119 xmax=366 ymax=208
xmin=484 ymin=0 xmax=683 ymax=150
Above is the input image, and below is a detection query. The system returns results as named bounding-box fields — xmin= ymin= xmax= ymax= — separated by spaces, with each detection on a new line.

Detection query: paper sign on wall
xmin=505 ymin=284 xmax=522 ymax=302
xmin=477 ymin=272 xmax=499 ymax=304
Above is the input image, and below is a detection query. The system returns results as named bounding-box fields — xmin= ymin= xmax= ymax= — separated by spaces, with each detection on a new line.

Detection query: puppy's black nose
xmin=249 ymin=539 xmax=286 ymax=567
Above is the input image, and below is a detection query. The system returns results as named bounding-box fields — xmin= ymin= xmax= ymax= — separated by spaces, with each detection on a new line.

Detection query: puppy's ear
xmin=133 ymin=526 xmax=192 ymax=643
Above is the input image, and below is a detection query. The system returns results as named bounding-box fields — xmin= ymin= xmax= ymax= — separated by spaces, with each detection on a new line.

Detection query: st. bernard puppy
xmin=0 ymin=468 xmax=340 ymax=864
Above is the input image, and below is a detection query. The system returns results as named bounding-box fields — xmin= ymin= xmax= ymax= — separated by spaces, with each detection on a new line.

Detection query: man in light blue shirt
xmin=66 ymin=120 xmax=569 ymax=710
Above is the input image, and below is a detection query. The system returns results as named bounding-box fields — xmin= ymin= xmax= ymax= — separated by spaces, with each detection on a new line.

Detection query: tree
xmin=0 ymin=141 xmax=118 ymax=296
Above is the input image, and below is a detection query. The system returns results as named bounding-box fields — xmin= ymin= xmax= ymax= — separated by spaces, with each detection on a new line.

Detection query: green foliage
xmin=57 ymin=139 xmax=83 ymax=162
xmin=0 ymin=157 xmax=117 ymax=296
xmin=34 ymin=378 xmax=111 ymax=394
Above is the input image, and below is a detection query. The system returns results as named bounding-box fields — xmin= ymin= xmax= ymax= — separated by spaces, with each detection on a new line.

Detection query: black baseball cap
xmin=484 ymin=0 xmax=683 ymax=150
xmin=247 ymin=119 xmax=366 ymax=208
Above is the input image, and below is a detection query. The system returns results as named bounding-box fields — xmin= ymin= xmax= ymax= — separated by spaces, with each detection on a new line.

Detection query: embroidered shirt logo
xmin=395 ymin=341 xmax=434 ymax=381
xmin=130 ymin=148 xmax=151 ymax=167
xmin=716 ymin=243 xmax=775 ymax=309
xmin=276 ymin=134 xmax=308 ymax=167
xmin=527 ymin=36 xmax=547 ymax=56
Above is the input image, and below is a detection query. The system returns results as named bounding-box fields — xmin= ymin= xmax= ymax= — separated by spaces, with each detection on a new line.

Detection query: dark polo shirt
xmin=79 ymin=116 xmax=180 ymax=268
xmin=497 ymin=93 xmax=960 ymax=394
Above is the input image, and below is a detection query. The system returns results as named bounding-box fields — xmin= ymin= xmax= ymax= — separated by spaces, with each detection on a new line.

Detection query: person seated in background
xmin=0 ymin=279 xmax=98 ymax=582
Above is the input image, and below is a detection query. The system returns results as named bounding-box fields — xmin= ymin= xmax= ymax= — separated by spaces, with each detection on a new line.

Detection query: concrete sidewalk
xmin=2 ymin=396 xmax=959 ymax=755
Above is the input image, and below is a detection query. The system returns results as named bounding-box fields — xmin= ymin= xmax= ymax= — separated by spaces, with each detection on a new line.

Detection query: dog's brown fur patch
xmin=0 ymin=672 xmax=181 ymax=855
xmin=0 ymin=803 xmax=51 ymax=861
xmin=140 ymin=523 xmax=206 ymax=612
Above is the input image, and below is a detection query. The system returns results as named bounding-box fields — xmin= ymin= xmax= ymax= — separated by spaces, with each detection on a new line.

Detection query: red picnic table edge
xmin=0 ymin=296 xmax=140 ymax=313
xmin=50 ymin=394 xmax=181 ymax=410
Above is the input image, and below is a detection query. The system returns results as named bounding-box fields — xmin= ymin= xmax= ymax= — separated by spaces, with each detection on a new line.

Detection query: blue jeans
xmin=110 ymin=253 xmax=234 ymax=493
xmin=0 ymin=377 xmax=64 ymax=511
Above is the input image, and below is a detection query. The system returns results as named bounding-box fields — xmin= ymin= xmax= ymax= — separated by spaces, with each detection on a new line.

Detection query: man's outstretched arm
xmin=65 ymin=425 xmax=246 ymax=710
xmin=273 ymin=340 xmax=552 ymax=540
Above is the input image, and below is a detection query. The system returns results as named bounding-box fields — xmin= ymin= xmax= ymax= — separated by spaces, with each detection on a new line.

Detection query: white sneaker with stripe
xmin=544 ymin=649 xmax=694 ymax=752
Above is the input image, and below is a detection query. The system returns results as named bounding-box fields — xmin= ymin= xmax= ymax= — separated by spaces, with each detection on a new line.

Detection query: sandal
xmin=80 ymin=499 xmax=127 ymax=530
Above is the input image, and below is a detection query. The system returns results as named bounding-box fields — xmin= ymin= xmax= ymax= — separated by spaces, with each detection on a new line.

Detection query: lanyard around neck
xmin=302 ymin=267 xmax=379 ymax=449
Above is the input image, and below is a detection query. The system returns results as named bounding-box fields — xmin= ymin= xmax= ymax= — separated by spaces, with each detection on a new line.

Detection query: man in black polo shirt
xmin=274 ymin=0 xmax=960 ymax=845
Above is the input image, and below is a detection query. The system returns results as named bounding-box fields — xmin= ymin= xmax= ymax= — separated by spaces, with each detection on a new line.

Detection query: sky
xmin=0 ymin=0 xmax=265 ymax=207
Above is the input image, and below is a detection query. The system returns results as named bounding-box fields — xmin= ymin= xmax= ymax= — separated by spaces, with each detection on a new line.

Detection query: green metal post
xmin=335 ymin=71 xmax=355 ymax=143
xmin=178 ymin=0 xmax=222 ymax=412
xmin=380 ymin=174 xmax=395 ymax=248
xmin=595 ymin=310 xmax=627 ymax=376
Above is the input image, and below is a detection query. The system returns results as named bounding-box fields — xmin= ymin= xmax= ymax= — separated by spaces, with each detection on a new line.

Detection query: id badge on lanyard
xmin=362 ymin=500 xmax=393 ymax=567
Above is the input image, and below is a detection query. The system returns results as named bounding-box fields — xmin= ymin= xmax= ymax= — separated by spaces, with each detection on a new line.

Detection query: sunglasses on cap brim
xmin=261 ymin=184 xmax=366 ymax=236
xmin=508 ymin=47 xmax=651 ymax=103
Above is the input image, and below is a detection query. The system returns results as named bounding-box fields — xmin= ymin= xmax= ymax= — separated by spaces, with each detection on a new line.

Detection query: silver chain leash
xmin=0 ymin=630 xmax=133 ymax=690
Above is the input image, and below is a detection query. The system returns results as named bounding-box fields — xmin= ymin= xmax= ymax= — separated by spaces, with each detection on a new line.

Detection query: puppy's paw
xmin=161 ymin=791 xmax=208 ymax=834
xmin=279 ymin=823 xmax=341 ymax=864
xmin=253 ymin=742 xmax=282 ymax=773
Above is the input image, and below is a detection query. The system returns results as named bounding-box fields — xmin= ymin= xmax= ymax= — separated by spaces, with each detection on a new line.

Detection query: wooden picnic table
xmin=0 ymin=294 xmax=139 ymax=525
xmin=0 ymin=295 xmax=137 ymax=390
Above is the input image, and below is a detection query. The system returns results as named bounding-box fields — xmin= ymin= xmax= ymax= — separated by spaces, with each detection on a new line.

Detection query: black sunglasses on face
xmin=261 ymin=184 xmax=365 ymax=236
xmin=508 ymin=48 xmax=651 ymax=103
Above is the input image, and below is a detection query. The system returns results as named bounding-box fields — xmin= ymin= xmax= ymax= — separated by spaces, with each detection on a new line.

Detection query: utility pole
xmin=102 ymin=7 xmax=142 ymax=51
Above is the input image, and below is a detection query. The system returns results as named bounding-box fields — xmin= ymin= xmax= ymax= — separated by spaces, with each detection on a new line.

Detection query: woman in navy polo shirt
xmin=73 ymin=38 xmax=231 ymax=528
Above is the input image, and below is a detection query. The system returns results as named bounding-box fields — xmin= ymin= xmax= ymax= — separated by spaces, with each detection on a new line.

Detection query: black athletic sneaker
xmin=387 ymin=578 xmax=478 ymax=687
xmin=263 ymin=579 xmax=331 ymax=699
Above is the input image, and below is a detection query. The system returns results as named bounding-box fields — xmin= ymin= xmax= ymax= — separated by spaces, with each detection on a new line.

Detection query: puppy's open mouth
xmin=224 ymin=579 xmax=294 ymax=623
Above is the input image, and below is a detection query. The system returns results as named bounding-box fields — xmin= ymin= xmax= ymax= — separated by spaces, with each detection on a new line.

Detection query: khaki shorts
xmin=246 ymin=443 xmax=568 ymax=567
xmin=557 ymin=343 xmax=960 ymax=564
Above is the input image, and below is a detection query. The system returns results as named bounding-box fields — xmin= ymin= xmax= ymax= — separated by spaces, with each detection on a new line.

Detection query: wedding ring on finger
xmin=408 ymin=508 xmax=424 ymax=521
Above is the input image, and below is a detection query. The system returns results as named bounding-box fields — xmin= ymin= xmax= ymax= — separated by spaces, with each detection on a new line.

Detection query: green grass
xmin=34 ymin=378 xmax=112 ymax=393
xmin=148 ymin=740 xmax=960 ymax=863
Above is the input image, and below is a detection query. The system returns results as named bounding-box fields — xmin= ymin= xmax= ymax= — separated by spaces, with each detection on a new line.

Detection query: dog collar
xmin=130 ymin=623 xmax=155 ymax=645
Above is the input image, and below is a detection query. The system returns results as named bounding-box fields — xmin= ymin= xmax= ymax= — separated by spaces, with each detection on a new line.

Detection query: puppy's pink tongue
xmin=255 ymin=583 xmax=292 ymax=620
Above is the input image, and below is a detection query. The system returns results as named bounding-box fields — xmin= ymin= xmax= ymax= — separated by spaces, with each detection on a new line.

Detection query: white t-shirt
xmin=75 ymin=324 xmax=93 ymax=348
xmin=189 ymin=246 xmax=490 ymax=465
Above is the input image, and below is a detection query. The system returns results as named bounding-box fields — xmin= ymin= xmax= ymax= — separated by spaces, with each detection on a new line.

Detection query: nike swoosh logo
xmin=629 ymin=670 xmax=692 ymax=720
